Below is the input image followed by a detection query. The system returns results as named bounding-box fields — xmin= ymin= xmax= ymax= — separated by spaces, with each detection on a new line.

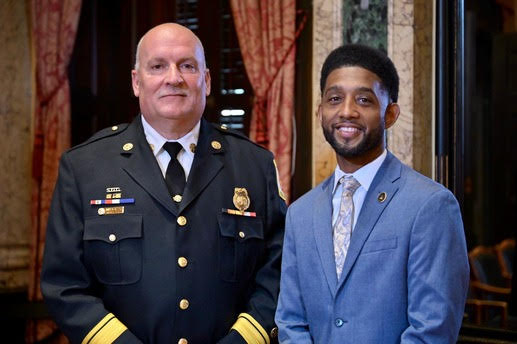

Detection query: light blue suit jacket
xmin=275 ymin=152 xmax=469 ymax=343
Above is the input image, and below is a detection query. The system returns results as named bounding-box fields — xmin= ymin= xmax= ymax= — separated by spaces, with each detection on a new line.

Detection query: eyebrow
xmin=324 ymin=85 xmax=375 ymax=96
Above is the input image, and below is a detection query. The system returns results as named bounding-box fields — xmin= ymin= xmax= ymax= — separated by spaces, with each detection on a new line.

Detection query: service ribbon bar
xmin=90 ymin=198 xmax=135 ymax=205
xmin=222 ymin=208 xmax=257 ymax=217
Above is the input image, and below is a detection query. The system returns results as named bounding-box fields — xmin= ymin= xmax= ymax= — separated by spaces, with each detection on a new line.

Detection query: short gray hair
xmin=134 ymin=36 xmax=143 ymax=70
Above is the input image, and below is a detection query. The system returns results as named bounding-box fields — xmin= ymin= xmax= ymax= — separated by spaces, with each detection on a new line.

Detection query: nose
xmin=165 ymin=65 xmax=184 ymax=86
xmin=339 ymin=96 xmax=359 ymax=119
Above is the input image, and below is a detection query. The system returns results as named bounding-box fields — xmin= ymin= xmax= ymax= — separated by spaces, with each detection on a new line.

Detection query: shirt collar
xmin=332 ymin=149 xmax=387 ymax=194
xmin=141 ymin=115 xmax=200 ymax=157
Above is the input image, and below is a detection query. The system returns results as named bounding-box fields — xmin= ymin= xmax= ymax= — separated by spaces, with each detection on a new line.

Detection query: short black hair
xmin=320 ymin=44 xmax=399 ymax=103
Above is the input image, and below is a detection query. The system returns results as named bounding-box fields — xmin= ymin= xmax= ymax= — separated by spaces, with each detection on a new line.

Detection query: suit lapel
xmin=121 ymin=116 xmax=178 ymax=216
xmin=313 ymin=176 xmax=338 ymax=297
xmin=179 ymin=119 xmax=224 ymax=213
xmin=337 ymin=152 xmax=402 ymax=290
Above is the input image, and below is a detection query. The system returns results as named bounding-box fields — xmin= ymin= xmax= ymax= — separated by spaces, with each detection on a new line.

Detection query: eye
xmin=151 ymin=64 xmax=163 ymax=70
xmin=327 ymin=95 xmax=342 ymax=104
xmin=179 ymin=62 xmax=197 ymax=73
xmin=356 ymin=96 xmax=372 ymax=105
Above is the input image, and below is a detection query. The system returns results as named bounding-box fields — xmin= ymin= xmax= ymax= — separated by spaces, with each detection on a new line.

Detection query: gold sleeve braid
xmin=81 ymin=313 xmax=128 ymax=344
xmin=231 ymin=313 xmax=270 ymax=344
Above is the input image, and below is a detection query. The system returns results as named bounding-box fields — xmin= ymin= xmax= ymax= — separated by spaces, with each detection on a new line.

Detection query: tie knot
xmin=340 ymin=176 xmax=360 ymax=194
xmin=163 ymin=142 xmax=183 ymax=159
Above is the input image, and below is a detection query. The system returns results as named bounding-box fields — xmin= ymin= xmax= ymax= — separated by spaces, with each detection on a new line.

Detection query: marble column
xmin=312 ymin=0 xmax=342 ymax=186
xmin=387 ymin=0 xmax=433 ymax=176
xmin=0 ymin=0 xmax=33 ymax=290
xmin=311 ymin=0 xmax=434 ymax=186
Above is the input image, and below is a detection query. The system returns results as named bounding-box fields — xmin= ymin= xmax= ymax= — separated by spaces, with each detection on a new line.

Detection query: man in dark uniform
xmin=41 ymin=23 xmax=286 ymax=344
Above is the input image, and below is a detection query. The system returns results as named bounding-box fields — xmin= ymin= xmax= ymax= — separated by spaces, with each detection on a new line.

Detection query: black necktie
xmin=163 ymin=142 xmax=186 ymax=200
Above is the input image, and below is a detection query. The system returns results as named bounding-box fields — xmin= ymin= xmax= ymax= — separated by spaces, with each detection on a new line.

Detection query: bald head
xmin=134 ymin=23 xmax=206 ymax=70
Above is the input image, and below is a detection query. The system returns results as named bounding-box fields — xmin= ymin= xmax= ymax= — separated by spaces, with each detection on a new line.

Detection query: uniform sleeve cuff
xmin=82 ymin=313 xmax=128 ymax=344
xmin=230 ymin=313 xmax=270 ymax=344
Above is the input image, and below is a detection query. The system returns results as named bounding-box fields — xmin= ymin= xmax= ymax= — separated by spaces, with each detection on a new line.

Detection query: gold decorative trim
xmin=82 ymin=313 xmax=127 ymax=344
xmin=231 ymin=313 xmax=270 ymax=344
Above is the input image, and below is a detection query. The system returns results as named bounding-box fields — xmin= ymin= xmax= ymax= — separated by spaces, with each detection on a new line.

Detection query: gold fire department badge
xmin=233 ymin=187 xmax=250 ymax=212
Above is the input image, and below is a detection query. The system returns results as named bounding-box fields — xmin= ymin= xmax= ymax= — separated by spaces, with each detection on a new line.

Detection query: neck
xmin=336 ymin=146 xmax=385 ymax=173
xmin=143 ymin=115 xmax=199 ymax=140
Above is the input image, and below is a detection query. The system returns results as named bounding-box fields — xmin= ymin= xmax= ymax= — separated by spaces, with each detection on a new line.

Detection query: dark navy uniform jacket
xmin=41 ymin=116 xmax=286 ymax=344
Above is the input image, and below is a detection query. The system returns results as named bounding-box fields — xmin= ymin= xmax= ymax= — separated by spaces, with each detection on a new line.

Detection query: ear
xmin=384 ymin=103 xmax=400 ymax=129
xmin=204 ymin=68 xmax=211 ymax=97
xmin=131 ymin=70 xmax=140 ymax=97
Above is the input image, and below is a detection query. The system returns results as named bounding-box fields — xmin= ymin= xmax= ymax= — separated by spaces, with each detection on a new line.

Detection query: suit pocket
xmin=217 ymin=213 xmax=264 ymax=282
xmin=83 ymin=214 xmax=143 ymax=285
xmin=361 ymin=237 xmax=397 ymax=254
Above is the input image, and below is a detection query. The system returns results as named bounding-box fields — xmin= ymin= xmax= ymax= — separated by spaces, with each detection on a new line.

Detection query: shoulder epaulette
xmin=68 ymin=123 xmax=129 ymax=152
xmin=212 ymin=123 xmax=269 ymax=152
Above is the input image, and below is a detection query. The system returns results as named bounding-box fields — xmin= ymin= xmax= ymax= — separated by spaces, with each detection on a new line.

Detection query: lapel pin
xmin=123 ymin=143 xmax=133 ymax=151
xmin=190 ymin=143 xmax=196 ymax=153
xmin=377 ymin=192 xmax=387 ymax=203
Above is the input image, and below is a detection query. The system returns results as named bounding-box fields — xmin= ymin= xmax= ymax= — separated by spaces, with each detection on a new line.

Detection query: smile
xmin=160 ymin=93 xmax=187 ymax=98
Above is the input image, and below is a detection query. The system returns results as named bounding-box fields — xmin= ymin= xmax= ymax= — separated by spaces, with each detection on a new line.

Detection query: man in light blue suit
xmin=275 ymin=44 xmax=469 ymax=343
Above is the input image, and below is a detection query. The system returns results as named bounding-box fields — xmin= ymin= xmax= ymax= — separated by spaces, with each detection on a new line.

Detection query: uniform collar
xmin=141 ymin=115 xmax=200 ymax=158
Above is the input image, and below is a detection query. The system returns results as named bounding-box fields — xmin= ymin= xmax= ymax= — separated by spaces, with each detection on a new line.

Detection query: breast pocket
xmin=83 ymin=214 xmax=143 ymax=285
xmin=217 ymin=213 xmax=264 ymax=282
xmin=361 ymin=237 xmax=398 ymax=255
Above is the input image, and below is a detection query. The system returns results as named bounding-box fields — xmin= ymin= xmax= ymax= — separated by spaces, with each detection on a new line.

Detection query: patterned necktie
xmin=333 ymin=175 xmax=361 ymax=279
xmin=163 ymin=142 xmax=186 ymax=200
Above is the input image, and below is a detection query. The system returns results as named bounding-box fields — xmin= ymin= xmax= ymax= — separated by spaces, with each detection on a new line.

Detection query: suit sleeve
xmin=274 ymin=205 xmax=313 ymax=343
xmin=222 ymin=156 xmax=287 ymax=344
xmin=401 ymin=189 xmax=469 ymax=343
xmin=40 ymin=154 xmax=142 ymax=344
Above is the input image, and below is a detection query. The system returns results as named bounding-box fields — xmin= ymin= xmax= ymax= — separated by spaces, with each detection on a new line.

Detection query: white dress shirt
xmin=141 ymin=115 xmax=200 ymax=180
xmin=331 ymin=150 xmax=387 ymax=229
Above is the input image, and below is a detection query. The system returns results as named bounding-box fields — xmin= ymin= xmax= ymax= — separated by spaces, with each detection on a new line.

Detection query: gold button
xmin=177 ymin=216 xmax=187 ymax=226
xmin=178 ymin=257 xmax=188 ymax=268
xmin=211 ymin=140 xmax=221 ymax=150
xmin=220 ymin=124 xmax=227 ymax=130
xmin=238 ymin=231 xmax=245 ymax=239
xmin=109 ymin=234 xmax=116 ymax=242
xmin=123 ymin=143 xmax=133 ymax=151
xmin=377 ymin=192 xmax=387 ymax=203
xmin=178 ymin=338 xmax=188 ymax=344
xmin=179 ymin=299 xmax=189 ymax=310
xmin=111 ymin=125 xmax=118 ymax=131
xmin=270 ymin=327 xmax=278 ymax=338
xmin=98 ymin=208 xmax=106 ymax=215
xmin=173 ymin=194 xmax=182 ymax=203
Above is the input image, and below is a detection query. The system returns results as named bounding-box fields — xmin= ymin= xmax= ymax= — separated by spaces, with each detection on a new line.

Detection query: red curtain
xmin=230 ymin=0 xmax=297 ymax=202
xmin=27 ymin=0 xmax=82 ymax=342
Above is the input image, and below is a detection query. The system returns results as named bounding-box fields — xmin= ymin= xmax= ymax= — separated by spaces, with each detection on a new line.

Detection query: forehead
xmin=324 ymin=66 xmax=382 ymax=92
xmin=140 ymin=27 xmax=204 ymax=63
